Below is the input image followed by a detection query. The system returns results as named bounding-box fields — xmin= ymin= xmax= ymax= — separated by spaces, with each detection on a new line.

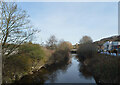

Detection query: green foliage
xmin=3 ymin=55 xmax=32 ymax=83
xmin=5 ymin=55 xmax=32 ymax=72
xmin=3 ymin=42 xmax=49 ymax=83
xmin=19 ymin=42 xmax=46 ymax=60
xmin=3 ymin=41 xmax=72 ymax=83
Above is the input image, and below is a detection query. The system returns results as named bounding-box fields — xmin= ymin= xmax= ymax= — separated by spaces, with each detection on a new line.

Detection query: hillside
xmin=94 ymin=35 xmax=120 ymax=46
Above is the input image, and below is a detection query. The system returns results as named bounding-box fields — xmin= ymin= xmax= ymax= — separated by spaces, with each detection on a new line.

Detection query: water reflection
xmin=14 ymin=54 xmax=96 ymax=84
xmin=79 ymin=64 xmax=94 ymax=79
xmin=15 ymin=58 xmax=71 ymax=84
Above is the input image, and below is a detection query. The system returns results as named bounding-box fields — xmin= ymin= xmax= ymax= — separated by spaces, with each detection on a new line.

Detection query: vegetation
xmin=18 ymin=42 xmax=51 ymax=69
xmin=46 ymin=35 xmax=58 ymax=50
xmin=79 ymin=36 xmax=93 ymax=44
xmin=77 ymin=36 xmax=120 ymax=83
xmin=15 ymin=58 xmax=71 ymax=84
xmin=57 ymin=41 xmax=72 ymax=51
xmin=3 ymin=42 xmax=52 ymax=83
xmin=0 ymin=2 xmax=43 ymax=83
xmin=1 ymin=2 xmax=36 ymax=57
xmin=83 ymin=54 xmax=119 ymax=83
xmin=47 ymin=41 xmax=72 ymax=65
xmin=77 ymin=43 xmax=97 ymax=61
xmin=3 ymin=38 xmax=72 ymax=84
xmin=11 ymin=41 xmax=72 ymax=84
xmin=0 ymin=3 xmax=39 ymax=80
xmin=3 ymin=1 xmax=119 ymax=84
xmin=77 ymin=36 xmax=97 ymax=61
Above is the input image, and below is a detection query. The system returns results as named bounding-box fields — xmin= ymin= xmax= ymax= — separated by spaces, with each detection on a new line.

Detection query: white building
xmin=103 ymin=41 xmax=120 ymax=52
xmin=103 ymin=41 xmax=110 ymax=51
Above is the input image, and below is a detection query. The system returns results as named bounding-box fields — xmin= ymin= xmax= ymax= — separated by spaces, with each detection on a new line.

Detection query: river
xmin=45 ymin=54 xmax=95 ymax=83
xmin=16 ymin=54 xmax=96 ymax=84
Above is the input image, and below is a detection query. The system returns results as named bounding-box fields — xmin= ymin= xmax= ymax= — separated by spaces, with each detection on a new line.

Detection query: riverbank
xmin=3 ymin=43 xmax=52 ymax=83
xmin=9 ymin=54 xmax=96 ymax=84
xmin=77 ymin=53 xmax=120 ymax=84
xmin=3 ymin=41 xmax=72 ymax=84
xmin=12 ymin=53 xmax=71 ymax=84
xmin=76 ymin=42 xmax=120 ymax=84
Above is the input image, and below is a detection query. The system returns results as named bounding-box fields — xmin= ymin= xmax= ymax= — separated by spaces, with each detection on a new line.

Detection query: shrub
xmin=57 ymin=41 xmax=72 ymax=51
xmin=3 ymin=42 xmax=50 ymax=83
xmin=19 ymin=42 xmax=46 ymax=60
xmin=77 ymin=43 xmax=97 ymax=61
xmin=88 ymin=55 xmax=119 ymax=83
xmin=3 ymin=55 xmax=32 ymax=83
xmin=48 ymin=41 xmax=72 ymax=64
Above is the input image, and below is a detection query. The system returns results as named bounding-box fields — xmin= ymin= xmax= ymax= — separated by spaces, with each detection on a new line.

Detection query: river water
xmin=45 ymin=54 xmax=96 ymax=83
xmin=16 ymin=54 xmax=96 ymax=84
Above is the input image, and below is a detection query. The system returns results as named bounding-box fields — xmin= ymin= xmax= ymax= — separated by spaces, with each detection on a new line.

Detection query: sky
xmin=17 ymin=2 xmax=118 ymax=45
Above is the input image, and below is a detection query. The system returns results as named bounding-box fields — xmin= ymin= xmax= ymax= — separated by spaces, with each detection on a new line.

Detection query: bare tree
xmin=46 ymin=35 xmax=57 ymax=50
xmin=58 ymin=41 xmax=72 ymax=51
xmin=79 ymin=36 xmax=93 ymax=44
xmin=0 ymin=2 xmax=36 ymax=57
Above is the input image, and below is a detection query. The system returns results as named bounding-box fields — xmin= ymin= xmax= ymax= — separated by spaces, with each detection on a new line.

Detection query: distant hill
xmin=94 ymin=35 xmax=120 ymax=46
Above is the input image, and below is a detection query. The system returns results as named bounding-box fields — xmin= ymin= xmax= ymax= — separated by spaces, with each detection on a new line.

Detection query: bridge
xmin=70 ymin=49 xmax=77 ymax=54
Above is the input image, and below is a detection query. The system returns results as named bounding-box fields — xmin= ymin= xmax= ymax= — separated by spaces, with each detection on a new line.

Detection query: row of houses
xmin=72 ymin=41 xmax=120 ymax=54
xmin=102 ymin=41 xmax=120 ymax=53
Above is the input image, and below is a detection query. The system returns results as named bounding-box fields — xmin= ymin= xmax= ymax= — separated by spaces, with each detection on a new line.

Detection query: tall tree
xmin=58 ymin=41 xmax=72 ymax=51
xmin=79 ymin=36 xmax=93 ymax=44
xmin=0 ymin=2 xmax=35 ymax=57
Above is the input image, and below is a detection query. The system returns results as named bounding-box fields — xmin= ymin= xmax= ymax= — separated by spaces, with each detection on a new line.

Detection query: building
xmin=103 ymin=41 xmax=120 ymax=53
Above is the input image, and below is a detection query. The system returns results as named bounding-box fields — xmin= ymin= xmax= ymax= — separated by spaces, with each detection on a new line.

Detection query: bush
xmin=77 ymin=43 xmax=97 ymax=61
xmin=57 ymin=41 xmax=72 ymax=51
xmin=5 ymin=55 xmax=32 ymax=72
xmin=19 ymin=42 xmax=46 ymax=59
xmin=3 ymin=55 xmax=32 ymax=83
xmin=3 ymin=42 xmax=50 ymax=83
xmin=87 ymin=54 xmax=119 ymax=83
xmin=48 ymin=41 xmax=72 ymax=64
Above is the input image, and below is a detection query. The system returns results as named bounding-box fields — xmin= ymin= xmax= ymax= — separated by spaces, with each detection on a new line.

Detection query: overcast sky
xmin=18 ymin=2 xmax=118 ymax=44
